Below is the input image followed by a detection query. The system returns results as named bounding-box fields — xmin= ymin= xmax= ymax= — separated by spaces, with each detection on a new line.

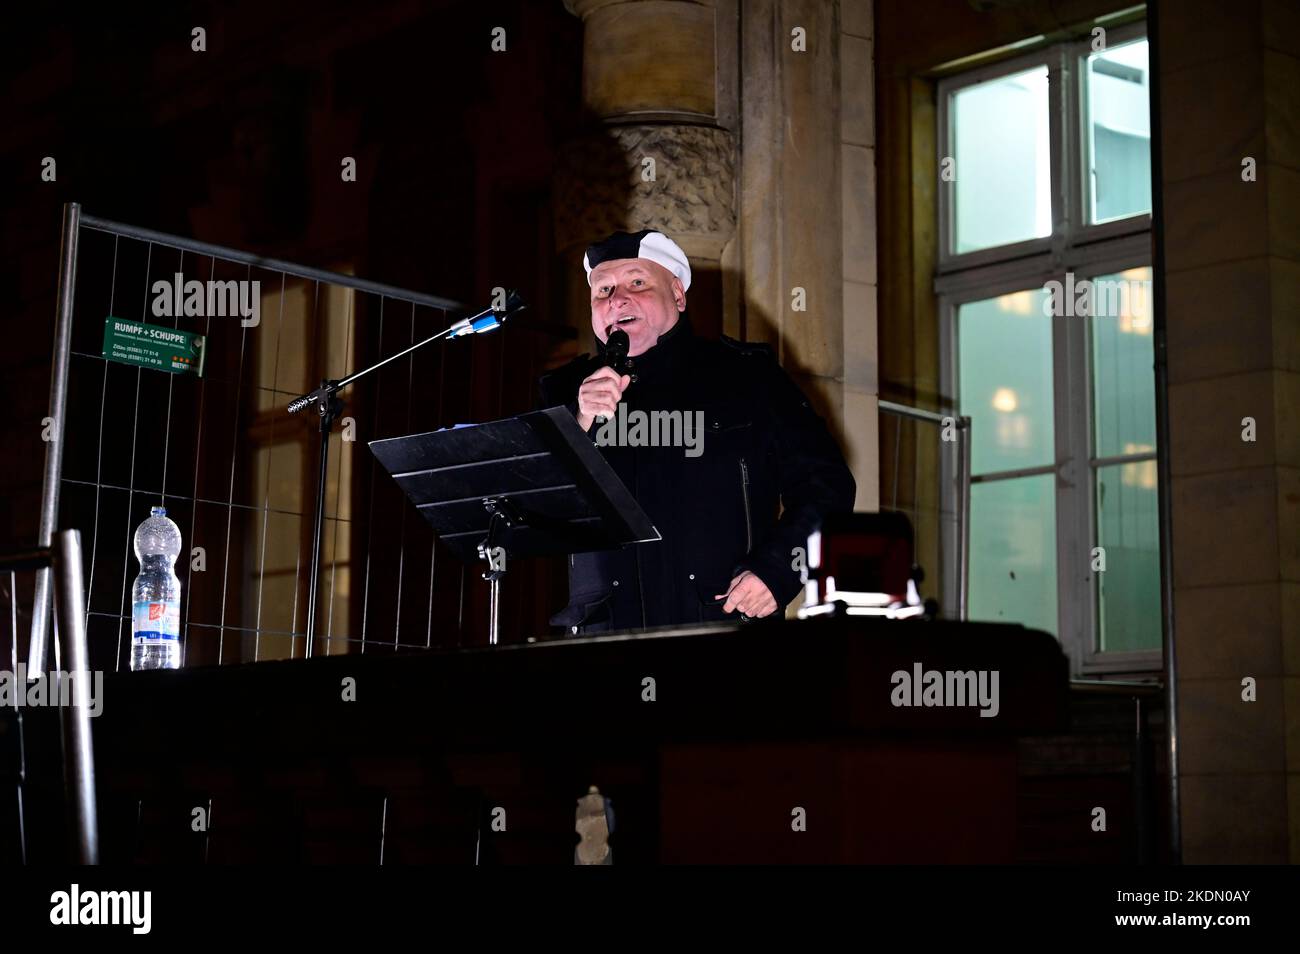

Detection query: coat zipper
xmin=634 ymin=446 xmax=647 ymax=628
xmin=739 ymin=457 xmax=753 ymax=553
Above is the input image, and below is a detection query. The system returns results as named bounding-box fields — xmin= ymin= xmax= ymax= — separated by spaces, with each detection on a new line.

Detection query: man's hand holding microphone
xmin=575 ymin=367 xmax=631 ymax=432
xmin=575 ymin=327 xmax=632 ymax=432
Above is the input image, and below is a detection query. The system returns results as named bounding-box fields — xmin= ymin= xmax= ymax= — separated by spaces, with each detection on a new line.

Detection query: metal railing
xmin=2 ymin=530 xmax=99 ymax=864
xmin=878 ymin=400 xmax=971 ymax=620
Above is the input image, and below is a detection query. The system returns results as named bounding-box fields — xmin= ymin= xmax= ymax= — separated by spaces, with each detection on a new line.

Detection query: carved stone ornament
xmin=555 ymin=124 xmax=736 ymax=256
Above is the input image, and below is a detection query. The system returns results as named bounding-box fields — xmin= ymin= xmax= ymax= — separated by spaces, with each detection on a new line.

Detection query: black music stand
xmin=369 ymin=407 xmax=660 ymax=644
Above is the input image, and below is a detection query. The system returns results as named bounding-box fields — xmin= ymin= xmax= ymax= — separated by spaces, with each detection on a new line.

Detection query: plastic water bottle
xmin=130 ymin=506 xmax=183 ymax=671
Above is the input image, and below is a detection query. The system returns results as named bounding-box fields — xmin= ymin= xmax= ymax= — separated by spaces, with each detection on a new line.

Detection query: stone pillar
xmin=739 ymin=0 xmax=878 ymax=511
xmin=1159 ymin=0 xmax=1300 ymax=862
xmin=840 ymin=0 xmax=879 ymax=513
xmin=556 ymin=0 xmax=738 ymax=348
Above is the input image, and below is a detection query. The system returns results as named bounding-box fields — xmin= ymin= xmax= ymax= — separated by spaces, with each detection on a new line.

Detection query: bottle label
xmin=132 ymin=600 xmax=180 ymax=642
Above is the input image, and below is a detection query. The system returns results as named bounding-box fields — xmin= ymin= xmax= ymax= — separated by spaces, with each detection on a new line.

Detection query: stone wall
xmin=1157 ymin=0 xmax=1300 ymax=864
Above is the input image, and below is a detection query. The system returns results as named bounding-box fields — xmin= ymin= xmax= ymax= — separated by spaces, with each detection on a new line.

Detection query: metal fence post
xmin=52 ymin=529 xmax=99 ymax=864
xmin=30 ymin=202 xmax=81 ymax=675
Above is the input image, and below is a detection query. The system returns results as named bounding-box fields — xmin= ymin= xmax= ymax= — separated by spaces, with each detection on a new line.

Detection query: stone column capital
xmin=554 ymin=124 xmax=735 ymax=259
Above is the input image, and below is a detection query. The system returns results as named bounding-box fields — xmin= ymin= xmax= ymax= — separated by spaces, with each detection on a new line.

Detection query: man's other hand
xmin=716 ymin=570 xmax=778 ymax=619
xmin=575 ymin=366 xmax=631 ymax=431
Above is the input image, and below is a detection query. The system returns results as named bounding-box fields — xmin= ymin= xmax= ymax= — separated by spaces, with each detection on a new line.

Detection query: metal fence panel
xmin=29 ymin=203 xmax=504 ymax=674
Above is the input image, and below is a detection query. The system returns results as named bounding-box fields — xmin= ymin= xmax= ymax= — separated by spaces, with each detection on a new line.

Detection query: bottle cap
xmin=151 ymin=506 xmax=167 ymax=517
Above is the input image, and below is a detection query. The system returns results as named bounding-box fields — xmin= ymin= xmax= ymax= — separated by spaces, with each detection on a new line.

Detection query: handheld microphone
xmin=604 ymin=328 xmax=630 ymax=373
xmin=595 ymin=328 xmax=631 ymax=425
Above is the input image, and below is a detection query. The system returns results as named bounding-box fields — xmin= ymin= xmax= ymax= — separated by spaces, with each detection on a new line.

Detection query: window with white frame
xmin=936 ymin=22 xmax=1159 ymax=674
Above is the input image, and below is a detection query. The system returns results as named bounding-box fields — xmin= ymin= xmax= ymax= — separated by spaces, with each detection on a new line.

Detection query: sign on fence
xmin=101 ymin=317 xmax=206 ymax=377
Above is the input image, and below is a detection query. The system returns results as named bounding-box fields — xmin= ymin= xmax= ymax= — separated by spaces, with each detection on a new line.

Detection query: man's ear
xmin=672 ymin=278 xmax=687 ymax=311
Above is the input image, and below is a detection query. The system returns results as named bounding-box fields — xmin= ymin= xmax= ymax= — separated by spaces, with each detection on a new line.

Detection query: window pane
xmin=952 ymin=65 xmax=1051 ymax=254
xmin=970 ymin=475 xmax=1058 ymax=636
xmin=1085 ymin=38 xmax=1151 ymax=223
xmin=1089 ymin=267 xmax=1156 ymax=459
xmin=958 ymin=289 xmax=1054 ymax=474
xmin=1095 ymin=463 xmax=1161 ymax=652
xmin=256 ymin=278 xmax=312 ymax=410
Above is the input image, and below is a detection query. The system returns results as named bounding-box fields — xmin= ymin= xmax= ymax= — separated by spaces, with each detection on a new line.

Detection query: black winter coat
xmin=537 ymin=315 xmax=856 ymax=634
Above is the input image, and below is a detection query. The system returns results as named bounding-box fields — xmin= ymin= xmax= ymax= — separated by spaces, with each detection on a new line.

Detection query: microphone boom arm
xmin=286 ymin=289 xmax=526 ymax=415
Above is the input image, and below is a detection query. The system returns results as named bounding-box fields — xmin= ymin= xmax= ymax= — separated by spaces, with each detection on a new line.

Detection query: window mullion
xmin=938 ymin=296 xmax=961 ymax=618
xmin=1054 ymin=288 xmax=1097 ymax=673
xmin=1053 ymin=42 xmax=1101 ymax=672
xmin=1047 ymin=45 xmax=1073 ymax=268
xmin=1070 ymin=41 xmax=1098 ymax=665
xmin=1050 ymin=299 xmax=1073 ymax=668
xmin=1073 ymin=35 xmax=1093 ymax=235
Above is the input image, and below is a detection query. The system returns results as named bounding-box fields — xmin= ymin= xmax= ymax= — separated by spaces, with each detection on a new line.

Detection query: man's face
xmin=589 ymin=258 xmax=686 ymax=357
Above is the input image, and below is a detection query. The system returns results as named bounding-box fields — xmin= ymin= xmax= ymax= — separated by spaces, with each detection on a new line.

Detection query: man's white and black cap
xmin=583 ymin=229 xmax=691 ymax=291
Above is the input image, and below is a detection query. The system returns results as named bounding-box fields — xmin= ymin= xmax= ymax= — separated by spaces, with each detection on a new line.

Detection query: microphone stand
xmin=287 ymin=290 xmax=526 ymax=657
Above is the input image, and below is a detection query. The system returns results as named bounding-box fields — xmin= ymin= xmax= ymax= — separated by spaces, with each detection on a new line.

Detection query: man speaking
xmin=540 ymin=229 xmax=856 ymax=635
